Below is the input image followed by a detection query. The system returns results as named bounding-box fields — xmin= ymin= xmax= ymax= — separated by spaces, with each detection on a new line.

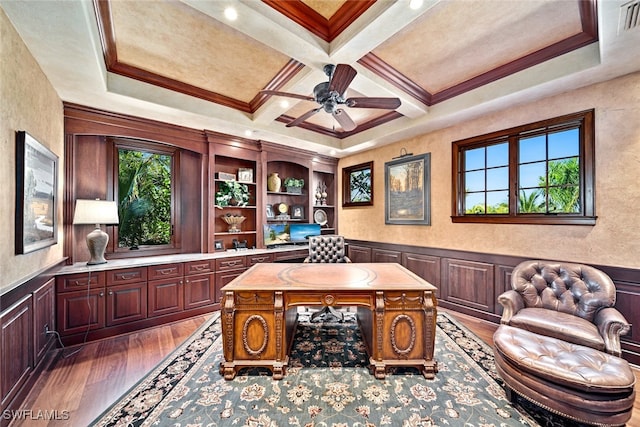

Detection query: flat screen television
xmin=263 ymin=223 xmax=321 ymax=247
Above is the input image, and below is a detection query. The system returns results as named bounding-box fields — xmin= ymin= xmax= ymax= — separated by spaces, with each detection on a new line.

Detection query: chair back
xmin=305 ymin=235 xmax=351 ymax=263
xmin=511 ymin=260 xmax=616 ymax=322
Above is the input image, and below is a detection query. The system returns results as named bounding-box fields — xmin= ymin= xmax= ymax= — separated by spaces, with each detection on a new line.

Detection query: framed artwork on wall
xmin=384 ymin=153 xmax=430 ymax=225
xmin=342 ymin=161 xmax=373 ymax=207
xmin=15 ymin=131 xmax=58 ymax=254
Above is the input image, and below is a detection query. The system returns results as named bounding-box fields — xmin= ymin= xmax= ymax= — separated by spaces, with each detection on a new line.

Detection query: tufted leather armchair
xmin=303 ymin=235 xmax=352 ymax=263
xmin=303 ymin=235 xmax=351 ymax=321
xmin=498 ymin=260 xmax=631 ymax=356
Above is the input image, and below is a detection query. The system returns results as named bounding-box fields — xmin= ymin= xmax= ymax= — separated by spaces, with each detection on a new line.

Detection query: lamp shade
xmin=73 ymin=199 xmax=119 ymax=225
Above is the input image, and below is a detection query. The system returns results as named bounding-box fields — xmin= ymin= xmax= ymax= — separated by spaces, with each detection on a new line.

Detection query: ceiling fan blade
xmin=328 ymin=64 xmax=357 ymax=97
xmin=345 ymin=97 xmax=401 ymax=109
xmin=260 ymin=90 xmax=315 ymax=102
xmin=286 ymin=107 xmax=322 ymax=128
xmin=332 ymin=108 xmax=357 ymax=131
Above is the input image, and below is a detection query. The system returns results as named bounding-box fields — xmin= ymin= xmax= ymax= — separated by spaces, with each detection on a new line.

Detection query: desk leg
xmin=221 ymin=291 xmax=237 ymax=380
xmin=273 ymin=291 xmax=285 ymax=380
xmin=372 ymin=291 xmax=386 ymax=379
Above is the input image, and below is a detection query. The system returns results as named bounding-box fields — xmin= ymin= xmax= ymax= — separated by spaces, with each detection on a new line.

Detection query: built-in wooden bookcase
xmin=312 ymin=166 xmax=337 ymax=234
xmin=207 ymin=132 xmax=261 ymax=252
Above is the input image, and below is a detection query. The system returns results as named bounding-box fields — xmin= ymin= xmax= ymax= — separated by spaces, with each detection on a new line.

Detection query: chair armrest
xmin=345 ymin=256 xmax=352 ymax=263
xmin=497 ymin=290 xmax=524 ymax=325
xmin=303 ymin=257 xmax=310 ymax=263
xmin=594 ymin=307 xmax=631 ymax=356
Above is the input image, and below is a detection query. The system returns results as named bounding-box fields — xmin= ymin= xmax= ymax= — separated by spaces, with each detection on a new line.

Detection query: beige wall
xmin=338 ymin=71 xmax=640 ymax=270
xmin=1 ymin=8 xmax=64 ymax=294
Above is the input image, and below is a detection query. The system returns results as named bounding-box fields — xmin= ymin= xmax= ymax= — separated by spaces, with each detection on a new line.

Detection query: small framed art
xmin=292 ymin=204 xmax=305 ymax=219
xmin=238 ymin=168 xmax=253 ymax=183
xmin=214 ymin=239 xmax=224 ymax=251
xmin=266 ymin=204 xmax=275 ymax=219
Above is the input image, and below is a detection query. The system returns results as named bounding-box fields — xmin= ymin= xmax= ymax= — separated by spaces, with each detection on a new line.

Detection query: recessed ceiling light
xmin=224 ymin=7 xmax=238 ymax=21
xmin=244 ymin=130 xmax=253 ymax=137
xmin=280 ymin=100 xmax=290 ymax=109
xmin=409 ymin=0 xmax=423 ymax=10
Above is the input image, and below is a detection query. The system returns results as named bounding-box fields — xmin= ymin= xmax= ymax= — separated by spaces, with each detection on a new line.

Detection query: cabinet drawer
xmin=247 ymin=254 xmax=274 ymax=265
xmin=273 ymin=249 xmax=308 ymax=262
xmin=57 ymin=271 xmax=106 ymax=292
xmin=107 ymin=267 xmax=147 ymax=285
xmin=185 ymin=259 xmax=214 ymax=275
xmin=148 ymin=263 xmax=184 ymax=281
xmin=215 ymin=256 xmax=246 ymax=271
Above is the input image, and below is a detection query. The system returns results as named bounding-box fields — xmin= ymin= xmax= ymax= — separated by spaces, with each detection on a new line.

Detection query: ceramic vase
xmin=267 ymin=172 xmax=281 ymax=192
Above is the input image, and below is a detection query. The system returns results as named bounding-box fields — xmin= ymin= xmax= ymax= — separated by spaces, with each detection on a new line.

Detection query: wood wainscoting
xmin=346 ymin=239 xmax=640 ymax=365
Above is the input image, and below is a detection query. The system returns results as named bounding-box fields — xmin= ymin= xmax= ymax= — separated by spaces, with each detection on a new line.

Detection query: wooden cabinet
xmin=184 ymin=260 xmax=215 ymax=310
xmin=56 ymin=272 xmax=107 ymax=335
xmin=148 ymin=264 xmax=183 ymax=318
xmin=1 ymin=296 xmax=33 ymax=411
xmin=215 ymin=256 xmax=247 ymax=303
xmin=107 ymin=282 xmax=147 ymax=326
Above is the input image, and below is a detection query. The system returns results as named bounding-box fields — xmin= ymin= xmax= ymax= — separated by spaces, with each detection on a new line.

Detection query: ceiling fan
xmin=261 ymin=64 xmax=401 ymax=132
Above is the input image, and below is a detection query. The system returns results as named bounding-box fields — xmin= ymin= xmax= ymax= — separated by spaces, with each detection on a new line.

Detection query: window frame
xmin=451 ymin=110 xmax=595 ymax=225
xmin=111 ymin=138 xmax=180 ymax=256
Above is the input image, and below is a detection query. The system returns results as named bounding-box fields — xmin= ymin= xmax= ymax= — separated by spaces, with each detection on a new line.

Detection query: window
xmin=114 ymin=139 xmax=177 ymax=252
xmin=452 ymin=110 xmax=595 ymax=225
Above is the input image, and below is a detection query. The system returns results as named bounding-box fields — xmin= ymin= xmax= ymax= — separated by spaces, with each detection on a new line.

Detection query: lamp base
xmin=86 ymin=227 xmax=109 ymax=265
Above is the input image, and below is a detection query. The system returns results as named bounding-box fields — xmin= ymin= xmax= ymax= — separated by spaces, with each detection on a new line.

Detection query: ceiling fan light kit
xmin=261 ymin=64 xmax=401 ymax=132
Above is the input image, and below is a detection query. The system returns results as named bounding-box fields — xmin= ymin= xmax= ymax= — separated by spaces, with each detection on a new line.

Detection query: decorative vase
xmin=267 ymin=172 xmax=281 ymax=192
xmin=221 ymin=214 xmax=246 ymax=233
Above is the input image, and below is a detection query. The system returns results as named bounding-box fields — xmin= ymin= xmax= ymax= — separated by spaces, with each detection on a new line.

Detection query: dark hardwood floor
xmin=11 ymin=309 xmax=640 ymax=426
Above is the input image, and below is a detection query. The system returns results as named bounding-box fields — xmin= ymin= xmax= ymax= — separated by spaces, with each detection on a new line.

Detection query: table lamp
xmin=73 ymin=199 xmax=119 ymax=265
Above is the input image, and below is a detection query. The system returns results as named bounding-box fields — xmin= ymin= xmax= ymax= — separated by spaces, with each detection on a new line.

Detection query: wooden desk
xmin=219 ymin=263 xmax=438 ymax=380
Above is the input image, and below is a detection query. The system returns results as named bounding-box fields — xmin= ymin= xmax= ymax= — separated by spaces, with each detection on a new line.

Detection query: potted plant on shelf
xmin=215 ymin=180 xmax=250 ymax=207
xmin=284 ymin=177 xmax=304 ymax=194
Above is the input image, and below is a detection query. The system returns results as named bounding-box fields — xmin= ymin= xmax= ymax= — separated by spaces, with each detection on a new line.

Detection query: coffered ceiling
xmin=2 ymin=0 xmax=639 ymax=157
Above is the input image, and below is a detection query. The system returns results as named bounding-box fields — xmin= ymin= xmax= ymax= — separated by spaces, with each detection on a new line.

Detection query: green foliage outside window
xmin=118 ymin=149 xmax=171 ymax=249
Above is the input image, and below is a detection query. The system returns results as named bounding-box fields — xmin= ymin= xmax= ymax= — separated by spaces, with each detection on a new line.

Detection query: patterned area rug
xmin=93 ymin=312 xmax=572 ymax=427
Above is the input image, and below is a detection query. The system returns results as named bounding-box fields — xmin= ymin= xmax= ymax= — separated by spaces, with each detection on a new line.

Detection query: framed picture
xmin=214 ymin=239 xmax=224 ymax=251
xmin=292 ymin=204 xmax=305 ymax=219
xmin=266 ymin=204 xmax=275 ymax=219
xmin=15 ymin=131 xmax=58 ymax=254
xmin=238 ymin=168 xmax=253 ymax=183
xmin=384 ymin=153 xmax=430 ymax=225
xmin=342 ymin=161 xmax=373 ymax=207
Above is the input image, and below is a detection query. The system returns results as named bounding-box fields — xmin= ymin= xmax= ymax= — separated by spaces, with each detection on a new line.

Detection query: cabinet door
xmin=56 ymin=288 xmax=105 ymax=335
xmin=1 ymin=297 xmax=33 ymax=410
xmin=184 ymin=272 xmax=215 ymax=310
xmin=106 ymin=282 xmax=147 ymax=326
xmin=34 ymin=278 xmax=56 ymax=361
xmin=148 ymin=278 xmax=184 ymax=317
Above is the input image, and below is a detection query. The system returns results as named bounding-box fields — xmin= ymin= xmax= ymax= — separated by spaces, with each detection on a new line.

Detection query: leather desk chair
xmin=303 ymin=234 xmax=351 ymax=322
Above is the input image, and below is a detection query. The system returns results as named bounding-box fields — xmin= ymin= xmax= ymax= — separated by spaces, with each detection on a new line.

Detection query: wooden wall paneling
xmin=494 ymin=265 xmax=514 ymax=315
xmin=441 ymin=259 xmax=494 ymax=313
xmin=33 ymin=278 xmax=55 ymax=362
xmin=0 ymin=297 xmax=33 ymax=410
xmin=347 ymin=245 xmax=372 ymax=263
xmin=372 ymin=248 xmax=401 ymax=263
xmin=401 ymin=253 xmax=441 ymax=297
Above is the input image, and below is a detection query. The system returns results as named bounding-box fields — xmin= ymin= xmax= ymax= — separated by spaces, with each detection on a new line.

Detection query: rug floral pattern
xmin=94 ymin=313 xmax=543 ymax=427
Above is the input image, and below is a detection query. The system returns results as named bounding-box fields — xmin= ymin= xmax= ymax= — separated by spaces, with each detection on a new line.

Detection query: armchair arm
xmin=497 ymin=290 xmax=525 ymax=325
xmin=594 ymin=307 xmax=631 ymax=357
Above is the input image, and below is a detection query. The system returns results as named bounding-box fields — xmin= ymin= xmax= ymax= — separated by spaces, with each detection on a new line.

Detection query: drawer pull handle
xmin=192 ymin=265 xmax=206 ymax=271
xmin=118 ymin=273 xmax=138 ymax=280
xmin=157 ymin=268 xmax=177 ymax=275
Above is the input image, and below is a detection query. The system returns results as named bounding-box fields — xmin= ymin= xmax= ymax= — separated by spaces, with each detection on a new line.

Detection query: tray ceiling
xmin=3 ymin=0 xmax=639 ymax=156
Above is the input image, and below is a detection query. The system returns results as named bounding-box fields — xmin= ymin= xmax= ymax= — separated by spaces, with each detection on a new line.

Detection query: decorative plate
xmin=314 ymin=209 xmax=328 ymax=226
